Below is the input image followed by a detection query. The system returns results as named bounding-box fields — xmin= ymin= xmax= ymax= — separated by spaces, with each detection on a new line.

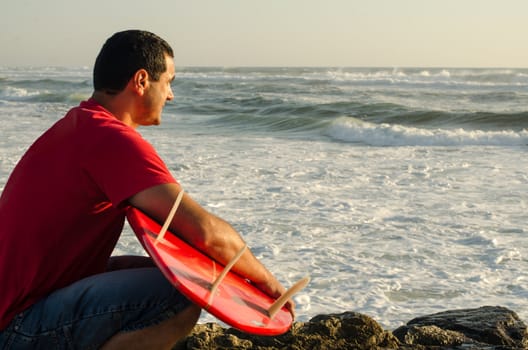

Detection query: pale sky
xmin=1 ymin=0 xmax=527 ymax=68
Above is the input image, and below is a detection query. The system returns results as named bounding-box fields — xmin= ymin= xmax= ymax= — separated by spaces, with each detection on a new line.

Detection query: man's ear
xmin=132 ymin=69 xmax=149 ymax=96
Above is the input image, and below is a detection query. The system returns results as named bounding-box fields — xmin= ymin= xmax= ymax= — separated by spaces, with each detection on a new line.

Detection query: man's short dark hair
xmin=93 ymin=30 xmax=174 ymax=94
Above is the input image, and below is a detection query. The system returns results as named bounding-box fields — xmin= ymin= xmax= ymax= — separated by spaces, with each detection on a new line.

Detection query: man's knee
xmin=101 ymin=304 xmax=202 ymax=349
xmin=180 ymin=304 xmax=202 ymax=332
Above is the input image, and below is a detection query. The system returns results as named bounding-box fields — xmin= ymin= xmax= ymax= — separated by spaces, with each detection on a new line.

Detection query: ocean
xmin=1 ymin=66 xmax=527 ymax=330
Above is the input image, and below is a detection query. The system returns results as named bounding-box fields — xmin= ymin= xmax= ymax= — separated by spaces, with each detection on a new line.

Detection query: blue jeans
xmin=0 ymin=257 xmax=193 ymax=349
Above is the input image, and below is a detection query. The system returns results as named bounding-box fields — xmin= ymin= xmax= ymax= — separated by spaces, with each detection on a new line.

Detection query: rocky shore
xmin=174 ymin=306 xmax=528 ymax=349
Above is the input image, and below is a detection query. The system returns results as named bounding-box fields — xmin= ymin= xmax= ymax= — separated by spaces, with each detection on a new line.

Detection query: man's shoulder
xmin=67 ymin=100 xmax=134 ymax=135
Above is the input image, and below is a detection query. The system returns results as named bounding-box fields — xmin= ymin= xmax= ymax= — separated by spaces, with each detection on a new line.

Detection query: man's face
xmin=137 ymin=55 xmax=175 ymax=126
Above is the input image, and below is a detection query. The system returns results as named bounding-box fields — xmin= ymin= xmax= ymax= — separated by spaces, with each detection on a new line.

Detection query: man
xmin=0 ymin=30 xmax=293 ymax=349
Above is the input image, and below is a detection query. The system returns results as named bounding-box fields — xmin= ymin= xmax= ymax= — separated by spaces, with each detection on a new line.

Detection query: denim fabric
xmin=0 ymin=266 xmax=192 ymax=349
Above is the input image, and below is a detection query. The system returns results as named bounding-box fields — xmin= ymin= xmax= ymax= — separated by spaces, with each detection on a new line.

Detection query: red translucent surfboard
xmin=126 ymin=207 xmax=293 ymax=335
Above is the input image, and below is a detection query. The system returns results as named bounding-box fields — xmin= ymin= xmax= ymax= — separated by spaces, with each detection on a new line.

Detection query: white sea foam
xmin=130 ymin=127 xmax=527 ymax=329
xmin=1 ymin=67 xmax=527 ymax=330
xmin=326 ymin=117 xmax=528 ymax=146
xmin=0 ymin=86 xmax=36 ymax=99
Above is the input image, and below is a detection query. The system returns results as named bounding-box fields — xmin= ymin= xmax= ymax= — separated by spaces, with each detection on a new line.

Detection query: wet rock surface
xmin=394 ymin=306 xmax=528 ymax=349
xmin=174 ymin=306 xmax=528 ymax=349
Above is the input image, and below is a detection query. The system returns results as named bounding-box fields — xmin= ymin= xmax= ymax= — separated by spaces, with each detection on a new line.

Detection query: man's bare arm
xmin=128 ymin=182 xmax=294 ymax=314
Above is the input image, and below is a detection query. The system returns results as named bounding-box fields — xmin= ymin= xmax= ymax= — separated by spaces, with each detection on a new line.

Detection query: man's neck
xmin=91 ymin=90 xmax=136 ymax=128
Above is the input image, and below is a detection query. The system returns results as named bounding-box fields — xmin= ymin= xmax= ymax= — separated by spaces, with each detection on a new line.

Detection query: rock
xmin=393 ymin=305 xmax=528 ymax=349
xmin=175 ymin=311 xmax=400 ymax=349
xmin=297 ymin=312 xmax=400 ymax=349
xmin=174 ymin=306 xmax=528 ymax=349
xmin=393 ymin=324 xmax=473 ymax=347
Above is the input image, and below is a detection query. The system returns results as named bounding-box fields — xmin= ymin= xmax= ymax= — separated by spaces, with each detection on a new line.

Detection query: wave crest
xmin=326 ymin=117 xmax=528 ymax=147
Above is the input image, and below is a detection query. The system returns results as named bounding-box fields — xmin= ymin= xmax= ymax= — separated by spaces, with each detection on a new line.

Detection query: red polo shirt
xmin=0 ymin=99 xmax=176 ymax=329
